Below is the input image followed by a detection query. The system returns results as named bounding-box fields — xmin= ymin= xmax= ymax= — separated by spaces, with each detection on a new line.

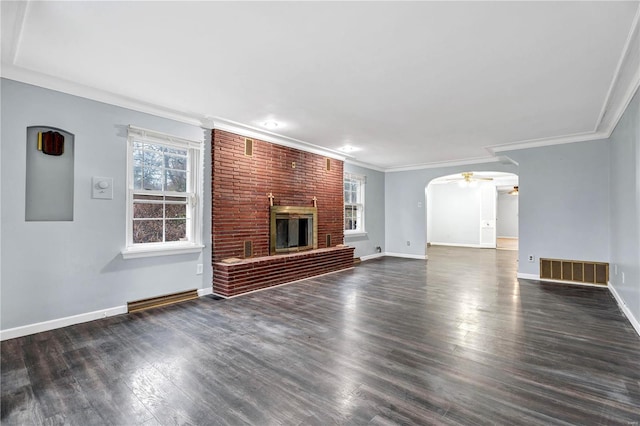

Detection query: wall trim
xmin=385 ymin=156 xmax=501 ymax=173
xmin=0 ymin=287 xmax=227 ymax=341
xmin=344 ymin=158 xmax=386 ymax=172
xmin=609 ymin=283 xmax=640 ymax=337
xmin=517 ymin=272 xmax=609 ymax=288
xmin=516 ymin=272 xmax=540 ymax=280
xmin=197 ymin=287 xmax=213 ymax=297
xmin=0 ymin=305 xmax=128 ymax=341
xmin=384 ymin=252 xmax=428 ymax=260
xmin=595 ymin=6 xmax=640 ymax=133
xmin=487 ymin=131 xmax=609 ymax=155
xmin=360 ymin=252 xmax=385 ymax=261
xmin=210 ymin=117 xmax=348 ymax=161
xmin=1 ymin=67 xmax=204 ymax=127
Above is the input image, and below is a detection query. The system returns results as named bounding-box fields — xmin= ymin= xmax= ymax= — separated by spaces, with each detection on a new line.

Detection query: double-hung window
xmin=344 ymin=173 xmax=365 ymax=235
xmin=122 ymin=126 xmax=204 ymax=258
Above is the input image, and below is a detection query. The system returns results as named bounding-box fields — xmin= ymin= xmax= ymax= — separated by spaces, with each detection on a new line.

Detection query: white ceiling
xmin=2 ymin=1 xmax=639 ymax=170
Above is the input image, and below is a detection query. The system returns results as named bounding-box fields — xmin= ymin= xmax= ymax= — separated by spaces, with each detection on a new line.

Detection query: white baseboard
xmin=517 ymin=273 xmax=609 ymax=288
xmin=609 ymin=283 xmax=640 ymax=337
xmin=198 ymin=287 xmax=213 ymax=297
xmin=360 ymin=252 xmax=385 ymax=261
xmin=429 ymin=242 xmax=482 ymax=248
xmin=384 ymin=252 xmax=428 ymax=260
xmin=517 ymin=273 xmax=640 ymax=337
xmin=0 ymin=305 xmax=128 ymax=341
xmin=516 ymin=272 xmax=540 ymax=280
xmin=1 ymin=287 xmax=217 ymax=341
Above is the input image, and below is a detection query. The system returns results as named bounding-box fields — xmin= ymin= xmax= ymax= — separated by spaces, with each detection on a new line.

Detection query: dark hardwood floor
xmin=2 ymin=246 xmax=639 ymax=425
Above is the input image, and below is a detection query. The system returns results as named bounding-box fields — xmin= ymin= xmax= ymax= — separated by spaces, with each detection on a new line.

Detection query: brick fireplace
xmin=211 ymin=130 xmax=354 ymax=297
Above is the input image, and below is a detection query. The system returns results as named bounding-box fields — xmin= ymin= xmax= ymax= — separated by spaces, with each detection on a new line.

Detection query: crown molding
xmin=595 ymin=4 xmax=640 ymax=134
xmin=1 ymin=64 xmax=204 ymax=127
xmin=486 ymin=130 xmax=610 ymax=154
xmin=0 ymin=0 xmax=30 ymax=64
xmin=209 ymin=117 xmax=348 ymax=161
xmin=344 ymin=158 xmax=386 ymax=173
xmin=385 ymin=156 xmax=501 ymax=173
xmin=2 ymin=0 xmax=638 ymax=170
xmin=0 ymin=65 xmax=348 ymax=162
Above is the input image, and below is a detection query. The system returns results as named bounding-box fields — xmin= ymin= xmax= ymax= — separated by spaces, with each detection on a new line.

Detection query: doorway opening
xmin=425 ymin=171 xmax=518 ymax=253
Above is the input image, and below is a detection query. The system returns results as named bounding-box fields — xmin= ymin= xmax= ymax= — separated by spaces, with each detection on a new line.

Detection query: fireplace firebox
xmin=270 ymin=206 xmax=318 ymax=255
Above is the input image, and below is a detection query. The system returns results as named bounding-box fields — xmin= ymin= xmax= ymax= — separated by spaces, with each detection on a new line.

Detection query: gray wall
xmin=497 ymin=192 xmax=519 ymax=238
xmin=609 ymin=88 xmax=640 ymax=322
xmin=344 ymin=163 xmax=385 ymax=258
xmin=385 ymin=163 xmax=518 ymax=257
xmin=503 ymin=140 xmax=610 ymax=275
xmin=1 ymin=79 xmax=213 ymax=330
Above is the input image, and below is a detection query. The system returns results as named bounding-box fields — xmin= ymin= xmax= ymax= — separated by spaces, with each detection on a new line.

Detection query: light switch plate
xmin=92 ymin=176 xmax=113 ymax=199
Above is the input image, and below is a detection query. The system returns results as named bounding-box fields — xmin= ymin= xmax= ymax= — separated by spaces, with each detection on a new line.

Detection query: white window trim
xmin=344 ymin=172 xmax=366 ymax=235
xmin=121 ymin=125 xmax=204 ymax=259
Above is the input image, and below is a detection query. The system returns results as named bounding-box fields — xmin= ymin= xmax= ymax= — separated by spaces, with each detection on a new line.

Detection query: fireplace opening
xmin=270 ymin=206 xmax=318 ymax=255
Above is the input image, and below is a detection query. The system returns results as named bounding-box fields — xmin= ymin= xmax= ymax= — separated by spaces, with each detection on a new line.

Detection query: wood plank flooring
xmin=2 ymin=246 xmax=639 ymax=425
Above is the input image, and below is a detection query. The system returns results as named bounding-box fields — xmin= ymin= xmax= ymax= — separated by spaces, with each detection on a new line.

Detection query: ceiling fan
xmin=446 ymin=172 xmax=494 ymax=187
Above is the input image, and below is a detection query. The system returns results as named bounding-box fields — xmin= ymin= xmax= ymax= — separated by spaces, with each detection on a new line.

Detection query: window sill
xmin=345 ymin=231 xmax=368 ymax=238
xmin=121 ymin=244 xmax=204 ymax=259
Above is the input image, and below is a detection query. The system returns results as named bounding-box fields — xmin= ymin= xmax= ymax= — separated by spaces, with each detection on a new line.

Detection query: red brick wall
xmin=212 ymin=129 xmax=344 ymax=263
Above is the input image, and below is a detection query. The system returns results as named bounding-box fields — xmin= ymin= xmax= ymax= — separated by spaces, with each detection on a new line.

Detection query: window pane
xmin=143 ymin=167 xmax=163 ymax=191
xmin=134 ymin=202 xmax=163 ymax=218
xmin=345 ymin=191 xmax=351 ymax=204
xmin=145 ymin=144 xmax=165 ymax=153
xmin=165 ymin=170 xmax=187 ymax=192
xmin=165 ymin=154 xmax=187 ymax=171
xmin=133 ymin=220 xmax=163 ymax=243
xmin=165 ymin=146 xmax=187 ymax=156
xmin=143 ymin=150 xmax=163 ymax=168
xmin=133 ymin=166 xmax=143 ymax=190
xmin=133 ymin=148 xmax=144 ymax=166
xmin=166 ymin=219 xmax=187 ymax=241
xmin=166 ymin=203 xmax=186 ymax=218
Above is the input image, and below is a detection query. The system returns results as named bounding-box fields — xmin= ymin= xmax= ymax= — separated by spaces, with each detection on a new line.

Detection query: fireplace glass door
xmin=270 ymin=206 xmax=318 ymax=255
xmin=276 ymin=215 xmax=311 ymax=250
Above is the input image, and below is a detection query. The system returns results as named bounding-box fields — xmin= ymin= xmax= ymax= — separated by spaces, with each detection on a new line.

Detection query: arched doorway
xmin=425 ymin=171 xmax=518 ymax=254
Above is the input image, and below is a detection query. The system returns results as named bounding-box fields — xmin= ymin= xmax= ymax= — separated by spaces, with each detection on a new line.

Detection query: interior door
xmin=479 ymin=184 xmax=497 ymax=248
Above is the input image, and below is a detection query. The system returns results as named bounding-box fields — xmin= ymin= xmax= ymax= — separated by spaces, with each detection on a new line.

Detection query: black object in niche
xmin=38 ymin=131 xmax=65 ymax=156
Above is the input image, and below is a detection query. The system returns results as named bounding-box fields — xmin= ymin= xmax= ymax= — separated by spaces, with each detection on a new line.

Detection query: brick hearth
xmin=213 ymin=246 xmax=355 ymax=297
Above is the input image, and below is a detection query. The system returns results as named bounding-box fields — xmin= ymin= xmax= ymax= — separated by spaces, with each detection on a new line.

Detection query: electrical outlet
xmin=528 ymin=255 xmax=535 ymax=262
xmin=196 ymin=264 xmax=203 ymax=275
xmin=406 ymin=241 xmax=411 ymax=246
